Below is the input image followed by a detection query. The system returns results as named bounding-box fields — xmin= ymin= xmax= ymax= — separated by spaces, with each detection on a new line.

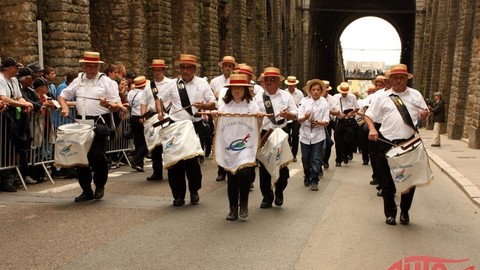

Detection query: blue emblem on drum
xmin=61 ymin=144 xmax=72 ymax=154
xmin=395 ymin=169 xmax=406 ymax=180
xmin=226 ymin=134 xmax=250 ymax=151
xmin=275 ymin=148 xmax=281 ymax=163
xmin=165 ymin=136 xmax=175 ymax=150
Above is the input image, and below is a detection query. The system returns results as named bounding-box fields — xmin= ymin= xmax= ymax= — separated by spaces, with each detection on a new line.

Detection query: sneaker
xmin=24 ymin=176 xmax=38 ymax=185
xmin=310 ymin=183 xmax=319 ymax=191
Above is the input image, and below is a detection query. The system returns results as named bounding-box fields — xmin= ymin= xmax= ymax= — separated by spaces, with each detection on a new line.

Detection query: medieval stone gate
xmin=1 ymin=0 xmax=479 ymax=147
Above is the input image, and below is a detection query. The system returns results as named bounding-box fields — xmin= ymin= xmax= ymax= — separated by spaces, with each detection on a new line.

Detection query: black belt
xmin=391 ymin=136 xmax=414 ymax=145
xmin=76 ymin=113 xmax=110 ymax=123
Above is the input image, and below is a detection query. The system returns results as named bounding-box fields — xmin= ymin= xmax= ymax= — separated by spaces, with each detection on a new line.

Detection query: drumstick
xmin=195 ymin=112 xmax=273 ymax=116
xmin=377 ymin=138 xmax=398 ymax=147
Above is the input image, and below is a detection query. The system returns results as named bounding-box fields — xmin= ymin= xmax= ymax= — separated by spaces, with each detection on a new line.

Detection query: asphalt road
xmin=1 ymin=152 xmax=479 ymax=269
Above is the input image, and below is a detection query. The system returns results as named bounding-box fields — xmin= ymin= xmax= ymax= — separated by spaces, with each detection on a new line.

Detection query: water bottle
xmin=15 ymin=106 xmax=21 ymax=120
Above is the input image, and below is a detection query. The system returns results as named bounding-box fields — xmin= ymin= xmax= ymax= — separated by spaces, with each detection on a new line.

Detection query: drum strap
xmin=389 ymin=94 xmax=418 ymax=133
xmin=262 ymin=92 xmax=284 ymax=125
xmin=177 ymin=78 xmax=193 ymax=116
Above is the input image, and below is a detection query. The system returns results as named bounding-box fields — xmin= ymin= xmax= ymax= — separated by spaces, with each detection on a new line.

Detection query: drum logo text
xmin=387 ymin=255 xmax=475 ymax=270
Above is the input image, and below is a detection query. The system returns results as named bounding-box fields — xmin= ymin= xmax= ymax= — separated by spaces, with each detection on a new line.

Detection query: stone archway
xmin=308 ymin=0 xmax=416 ymax=88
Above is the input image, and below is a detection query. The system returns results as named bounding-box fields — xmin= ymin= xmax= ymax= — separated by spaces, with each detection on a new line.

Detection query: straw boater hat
xmin=223 ymin=74 xmax=252 ymax=88
xmin=262 ymin=67 xmax=285 ymax=81
xmin=175 ymin=54 xmax=201 ymax=67
xmin=305 ymin=79 xmax=326 ymax=97
xmin=384 ymin=70 xmax=391 ymax=80
xmin=218 ymin=56 xmax=237 ymax=67
xmin=133 ymin=76 xmax=149 ymax=89
xmin=235 ymin=64 xmax=256 ymax=80
xmin=79 ymin=51 xmax=104 ymax=64
xmin=389 ymin=64 xmax=413 ymax=79
xmin=322 ymin=80 xmax=332 ymax=91
xmin=371 ymin=75 xmax=386 ymax=85
xmin=337 ymin=82 xmax=351 ymax=93
xmin=150 ymin=59 xmax=167 ymax=68
xmin=284 ymin=76 xmax=299 ymax=86
xmin=258 ymin=73 xmax=265 ymax=82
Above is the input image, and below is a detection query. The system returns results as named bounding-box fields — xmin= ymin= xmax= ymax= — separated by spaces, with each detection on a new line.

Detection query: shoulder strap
xmin=262 ymin=92 xmax=277 ymax=124
xmin=150 ymin=80 xmax=159 ymax=100
xmin=389 ymin=94 xmax=418 ymax=133
xmin=177 ymin=78 xmax=193 ymax=115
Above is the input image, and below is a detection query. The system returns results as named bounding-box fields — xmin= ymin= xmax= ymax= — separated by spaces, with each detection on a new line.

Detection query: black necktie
xmin=389 ymin=94 xmax=417 ymax=132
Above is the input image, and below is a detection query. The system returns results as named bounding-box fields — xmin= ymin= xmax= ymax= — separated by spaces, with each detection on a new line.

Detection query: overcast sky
xmin=340 ymin=16 xmax=401 ymax=66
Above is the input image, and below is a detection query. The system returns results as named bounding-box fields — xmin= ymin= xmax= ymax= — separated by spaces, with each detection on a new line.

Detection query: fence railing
xmin=0 ymin=107 xmax=133 ymax=190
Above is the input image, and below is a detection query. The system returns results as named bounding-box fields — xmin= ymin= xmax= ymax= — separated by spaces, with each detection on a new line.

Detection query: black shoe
xmin=94 ymin=187 xmax=104 ymax=200
xmin=274 ymin=192 xmax=283 ymax=206
xmin=74 ymin=191 xmax=94 ymax=202
xmin=190 ymin=192 xmax=199 ymax=205
xmin=260 ymin=198 xmax=272 ymax=208
xmin=249 ymin=182 xmax=254 ymax=190
xmin=376 ymin=189 xmax=383 ymax=196
xmin=431 ymin=144 xmax=440 ymax=147
xmin=239 ymin=202 xmax=248 ymax=219
xmin=343 ymin=157 xmax=349 ymax=164
xmin=385 ymin=217 xmax=396 ymax=225
xmin=293 ymin=157 xmax=297 ymax=162
xmin=323 ymin=162 xmax=329 ymax=169
xmin=370 ymin=179 xmax=378 ymax=185
xmin=226 ymin=206 xmax=238 ymax=221
xmin=146 ymin=174 xmax=163 ymax=181
xmin=173 ymin=198 xmax=185 ymax=206
xmin=198 ymin=156 xmax=205 ymax=164
xmin=348 ymin=155 xmax=353 ymax=161
xmin=304 ymin=178 xmax=310 ymax=187
xmin=362 ymin=161 xmax=369 ymax=165
xmin=400 ymin=212 xmax=410 ymax=225
xmin=335 ymin=162 xmax=341 ymax=167
xmin=216 ymin=174 xmax=226 ymax=182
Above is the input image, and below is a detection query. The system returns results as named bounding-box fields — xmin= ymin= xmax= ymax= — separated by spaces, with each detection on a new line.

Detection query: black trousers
xmin=323 ymin=120 xmax=335 ymax=165
xmin=376 ymin=138 xmax=416 ymax=218
xmin=259 ymin=163 xmax=289 ymax=202
xmin=283 ymin=120 xmax=300 ymax=158
xmin=168 ymin=157 xmax=202 ymax=200
xmin=168 ymin=120 xmax=203 ymax=200
xmin=130 ymin=116 xmax=148 ymax=167
xmin=334 ymin=120 xmax=355 ymax=163
xmin=227 ymin=167 xmax=254 ymax=207
xmin=76 ymin=123 xmax=109 ymax=193
xmin=151 ymin=146 xmax=163 ymax=177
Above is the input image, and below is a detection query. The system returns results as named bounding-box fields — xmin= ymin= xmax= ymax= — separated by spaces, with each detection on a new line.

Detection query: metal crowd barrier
xmin=0 ymin=107 xmax=133 ymax=190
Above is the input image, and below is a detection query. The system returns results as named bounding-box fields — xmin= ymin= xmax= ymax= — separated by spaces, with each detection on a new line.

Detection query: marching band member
xmin=212 ymin=74 xmax=263 ymax=221
xmin=364 ymin=64 xmax=429 ymax=225
xmin=253 ymin=67 xmax=297 ymax=209
xmin=128 ymin=76 xmax=149 ymax=172
xmin=297 ymin=79 xmax=330 ymax=191
xmin=58 ymin=51 xmax=126 ymax=202
xmin=156 ymin=54 xmax=216 ymax=207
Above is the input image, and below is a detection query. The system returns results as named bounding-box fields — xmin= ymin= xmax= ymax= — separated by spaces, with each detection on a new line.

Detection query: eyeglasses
xmin=264 ymin=77 xmax=279 ymax=82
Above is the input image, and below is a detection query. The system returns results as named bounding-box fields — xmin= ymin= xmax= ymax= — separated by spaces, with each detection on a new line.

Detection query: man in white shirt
xmin=253 ymin=67 xmax=298 ymax=208
xmin=0 ymin=57 xmax=34 ymax=192
xmin=141 ymin=59 xmax=172 ymax=181
xmin=157 ymin=54 xmax=216 ymax=207
xmin=59 ymin=51 xmax=126 ymax=202
xmin=283 ymin=76 xmax=304 ymax=162
xmin=364 ymin=64 xmax=429 ymax=226
xmin=333 ymin=82 xmax=359 ymax=167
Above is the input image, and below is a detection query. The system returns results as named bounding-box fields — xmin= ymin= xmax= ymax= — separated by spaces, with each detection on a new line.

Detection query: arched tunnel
xmin=308 ymin=0 xmax=416 ymax=88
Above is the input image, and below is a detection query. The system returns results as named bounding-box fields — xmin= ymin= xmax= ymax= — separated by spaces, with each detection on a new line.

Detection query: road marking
xmin=37 ymin=183 xmax=79 ymax=194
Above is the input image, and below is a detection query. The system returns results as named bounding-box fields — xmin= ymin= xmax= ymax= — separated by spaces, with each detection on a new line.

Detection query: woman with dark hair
xmin=213 ymin=74 xmax=263 ymax=221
